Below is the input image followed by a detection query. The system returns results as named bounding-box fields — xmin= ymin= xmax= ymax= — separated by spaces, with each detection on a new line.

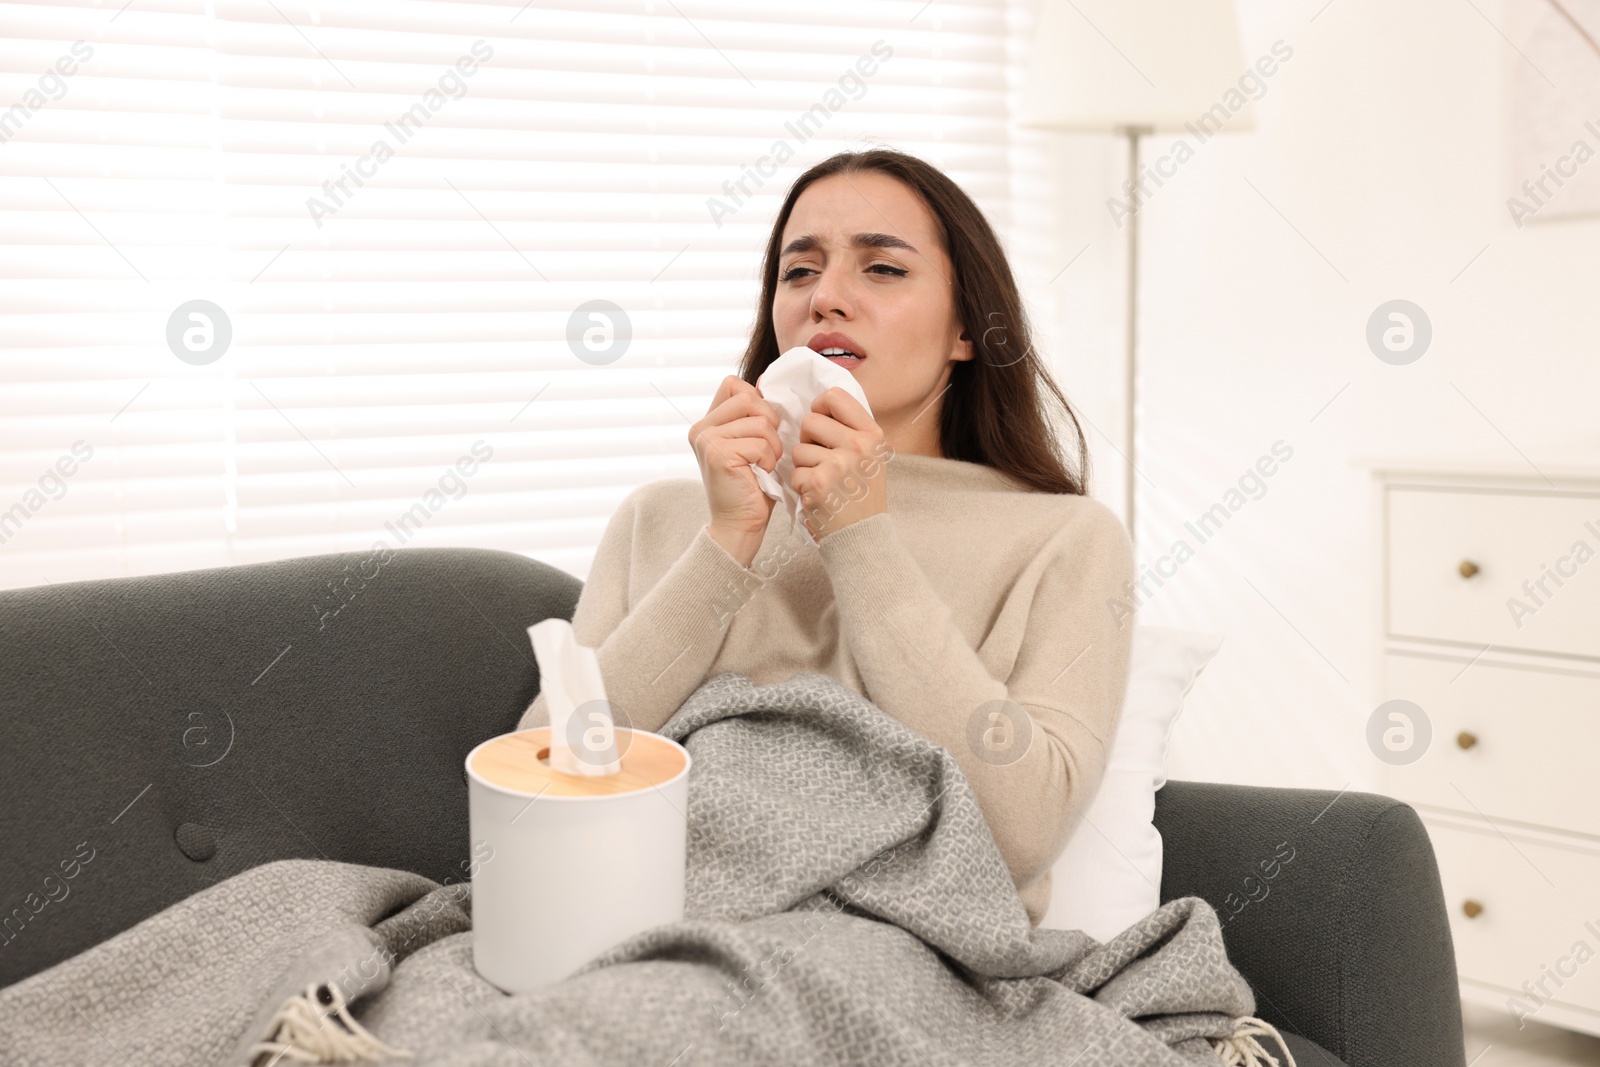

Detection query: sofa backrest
xmin=0 ymin=547 xmax=580 ymax=989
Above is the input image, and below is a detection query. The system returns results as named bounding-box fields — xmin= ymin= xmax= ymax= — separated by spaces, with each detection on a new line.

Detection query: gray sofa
xmin=0 ymin=546 xmax=1466 ymax=1067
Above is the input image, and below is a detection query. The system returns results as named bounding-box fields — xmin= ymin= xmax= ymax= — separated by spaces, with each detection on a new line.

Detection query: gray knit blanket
xmin=1 ymin=671 xmax=1277 ymax=1067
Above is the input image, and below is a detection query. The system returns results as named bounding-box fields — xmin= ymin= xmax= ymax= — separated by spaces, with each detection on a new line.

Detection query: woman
xmin=521 ymin=148 xmax=1135 ymax=928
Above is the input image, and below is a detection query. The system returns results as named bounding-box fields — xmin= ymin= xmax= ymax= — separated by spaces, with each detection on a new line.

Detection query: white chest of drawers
xmin=1363 ymin=457 xmax=1600 ymax=1037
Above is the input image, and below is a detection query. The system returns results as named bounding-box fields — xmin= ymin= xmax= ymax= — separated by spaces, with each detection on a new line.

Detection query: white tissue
xmin=749 ymin=346 xmax=874 ymax=547
xmin=526 ymin=619 xmax=622 ymax=777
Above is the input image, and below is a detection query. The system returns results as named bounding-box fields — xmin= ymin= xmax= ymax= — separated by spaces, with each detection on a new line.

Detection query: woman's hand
xmin=789 ymin=387 xmax=891 ymax=541
xmin=688 ymin=375 xmax=782 ymax=565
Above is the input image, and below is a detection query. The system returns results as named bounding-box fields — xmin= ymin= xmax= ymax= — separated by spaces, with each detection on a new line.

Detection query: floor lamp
xmin=1018 ymin=0 xmax=1255 ymax=552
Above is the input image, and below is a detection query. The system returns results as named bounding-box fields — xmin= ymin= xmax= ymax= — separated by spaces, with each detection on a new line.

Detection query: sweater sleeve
xmin=516 ymin=485 xmax=763 ymax=735
xmin=813 ymin=501 xmax=1135 ymax=891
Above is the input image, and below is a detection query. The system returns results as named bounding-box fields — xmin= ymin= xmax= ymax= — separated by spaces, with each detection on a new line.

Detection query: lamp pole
xmin=1119 ymin=125 xmax=1150 ymax=552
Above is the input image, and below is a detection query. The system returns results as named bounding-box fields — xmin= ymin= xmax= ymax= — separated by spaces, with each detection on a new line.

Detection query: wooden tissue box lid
xmin=469 ymin=727 xmax=687 ymax=798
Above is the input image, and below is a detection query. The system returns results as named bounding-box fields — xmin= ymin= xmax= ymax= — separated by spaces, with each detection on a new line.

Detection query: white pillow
xmin=1038 ymin=625 xmax=1224 ymax=941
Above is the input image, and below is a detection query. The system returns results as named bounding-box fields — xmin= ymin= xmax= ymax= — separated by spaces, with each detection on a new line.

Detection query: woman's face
xmin=771 ymin=170 xmax=972 ymax=456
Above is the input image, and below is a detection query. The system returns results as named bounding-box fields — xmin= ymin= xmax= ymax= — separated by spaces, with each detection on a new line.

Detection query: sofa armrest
xmin=0 ymin=546 xmax=582 ymax=991
xmin=1153 ymin=780 xmax=1465 ymax=1067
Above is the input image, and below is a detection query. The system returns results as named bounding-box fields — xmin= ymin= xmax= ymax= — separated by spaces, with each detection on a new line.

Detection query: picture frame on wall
xmin=1505 ymin=0 xmax=1600 ymax=226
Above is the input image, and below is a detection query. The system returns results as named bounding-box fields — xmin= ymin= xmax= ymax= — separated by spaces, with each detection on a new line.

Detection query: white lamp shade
xmin=1019 ymin=0 xmax=1257 ymax=133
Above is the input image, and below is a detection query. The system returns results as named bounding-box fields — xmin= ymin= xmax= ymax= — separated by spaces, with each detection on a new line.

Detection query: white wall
xmin=1033 ymin=0 xmax=1600 ymax=793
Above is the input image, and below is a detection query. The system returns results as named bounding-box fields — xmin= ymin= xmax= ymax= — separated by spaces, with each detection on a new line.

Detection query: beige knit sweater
xmin=517 ymin=450 xmax=1136 ymax=926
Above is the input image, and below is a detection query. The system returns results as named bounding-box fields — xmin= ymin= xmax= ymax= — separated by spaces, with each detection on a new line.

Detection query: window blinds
xmin=0 ymin=0 xmax=1048 ymax=589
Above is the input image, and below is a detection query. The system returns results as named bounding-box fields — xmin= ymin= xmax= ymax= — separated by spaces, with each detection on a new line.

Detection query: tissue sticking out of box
xmin=750 ymin=346 xmax=875 ymax=547
xmin=527 ymin=619 xmax=622 ymax=777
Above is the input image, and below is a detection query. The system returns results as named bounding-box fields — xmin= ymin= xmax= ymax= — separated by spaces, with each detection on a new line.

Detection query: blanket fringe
xmin=248 ymin=980 xmax=412 ymax=1066
xmin=1209 ymin=1015 xmax=1298 ymax=1067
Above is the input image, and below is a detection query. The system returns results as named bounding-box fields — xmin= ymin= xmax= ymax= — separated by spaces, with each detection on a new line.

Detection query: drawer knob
xmin=1457 ymin=731 xmax=1478 ymax=750
xmin=1462 ymin=899 xmax=1484 ymax=919
xmin=1458 ymin=560 xmax=1480 ymax=578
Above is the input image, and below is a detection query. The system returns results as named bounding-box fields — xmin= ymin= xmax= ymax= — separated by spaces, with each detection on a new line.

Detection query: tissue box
xmin=465 ymin=727 xmax=692 ymax=993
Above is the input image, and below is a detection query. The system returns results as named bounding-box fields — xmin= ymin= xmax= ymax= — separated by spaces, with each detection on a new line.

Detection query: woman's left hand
xmin=788 ymin=387 xmax=892 ymax=541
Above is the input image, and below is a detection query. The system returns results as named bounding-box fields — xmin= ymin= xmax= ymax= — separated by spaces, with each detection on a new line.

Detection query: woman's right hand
xmin=689 ymin=375 xmax=781 ymax=561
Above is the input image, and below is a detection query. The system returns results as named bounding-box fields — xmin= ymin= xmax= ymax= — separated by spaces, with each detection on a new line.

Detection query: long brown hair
xmin=737 ymin=147 xmax=1090 ymax=497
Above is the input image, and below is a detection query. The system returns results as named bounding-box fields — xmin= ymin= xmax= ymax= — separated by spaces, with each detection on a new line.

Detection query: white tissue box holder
xmin=465 ymin=726 xmax=692 ymax=993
